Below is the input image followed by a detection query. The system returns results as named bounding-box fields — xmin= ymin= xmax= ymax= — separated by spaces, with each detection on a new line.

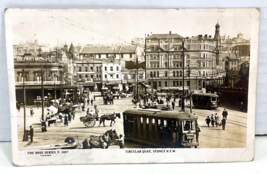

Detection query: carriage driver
xmin=116 ymin=134 xmax=124 ymax=149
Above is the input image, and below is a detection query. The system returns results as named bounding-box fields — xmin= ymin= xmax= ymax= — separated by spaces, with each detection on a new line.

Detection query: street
xmin=17 ymin=92 xmax=247 ymax=149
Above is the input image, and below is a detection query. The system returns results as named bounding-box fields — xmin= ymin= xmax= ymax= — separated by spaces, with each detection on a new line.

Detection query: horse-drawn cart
xmin=80 ymin=114 xmax=99 ymax=127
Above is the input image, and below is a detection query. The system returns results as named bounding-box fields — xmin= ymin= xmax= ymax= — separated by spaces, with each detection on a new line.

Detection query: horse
xmin=99 ymin=113 xmax=121 ymax=127
xmin=82 ymin=129 xmax=119 ymax=149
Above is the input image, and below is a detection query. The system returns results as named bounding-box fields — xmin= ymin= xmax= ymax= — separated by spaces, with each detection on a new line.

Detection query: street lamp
xmin=187 ymin=61 xmax=192 ymax=113
xmin=41 ymin=65 xmax=45 ymax=121
xmin=181 ymin=38 xmax=185 ymax=111
xmin=22 ymin=69 xmax=28 ymax=141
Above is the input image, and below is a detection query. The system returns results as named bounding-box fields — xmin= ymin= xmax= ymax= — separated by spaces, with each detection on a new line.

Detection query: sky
xmin=7 ymin=9 xmax=254 ymax=47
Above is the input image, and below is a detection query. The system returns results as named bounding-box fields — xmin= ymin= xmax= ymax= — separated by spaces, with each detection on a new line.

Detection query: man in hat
xmin=205 ymin=116 xmax=211 ymax=127
xmin=222 ymin=109 xmax=228 ymax=120
xmin=116 ymin=134 xmax=125 ymax=149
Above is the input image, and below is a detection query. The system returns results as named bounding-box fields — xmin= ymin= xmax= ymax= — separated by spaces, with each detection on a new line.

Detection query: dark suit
xmin=30 ymin=128 xmax=34 ymax=142
xmin=222 ymin=118 xmax=226 ymax=130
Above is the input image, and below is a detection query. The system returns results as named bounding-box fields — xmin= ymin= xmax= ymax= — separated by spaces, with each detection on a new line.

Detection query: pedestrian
xmin=222 ymin=108 xmax=228 ymax=119
xmin=87 ymin=98 xmax=89 ymax=106
xmin=222 ymin=117 xmax=226 ymax=130
xmin=30 ymin=108 xmax=34 ymax=117
xmin=139 ymin=102 xmax=142 ymax=108
xmin=195 ymin=124 xmax=201 ymax=148
xmin=29 ymin=126 xmax=34 ymax=142
xmin=82 ymin=103 xmax=85 ymax=111
xmin=87 ymin=108 xmax=90 ymax=115
xmin=215 ymin=113 xmax=219 ymax=127
xmin=94 ymin=95 xmax=96 ymax=101
xmin=91 ymin=98 xmax=94 ymax=106
xmin=205 ymin=116 xmax=211 ymax=127
xmin=64 ymin=115 xmax=68 ymax=126
xmin=116 ymin=134 xmax=125 ymax=149
xmin=95 ymin=109 xmax=99 ymax=117
xmin=72 ymin=110 xmax=75 ymax=120
xmin=172 ymin=100 xmax=175 ymax=110
xmin=94 ymin=104 xmax=97 ymax=110
xmin=41 ymin=119 xmax=47 ymax=132
xmin=211 ymin=114 xmax=215 ymax=127
xmin=68 ymin=112 xmax=71 ymax=122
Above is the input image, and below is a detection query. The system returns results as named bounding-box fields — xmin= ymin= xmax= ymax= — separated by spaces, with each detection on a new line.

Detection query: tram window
xmin=211 ymin=97 xmax=216 ymax=101
xmin=140 ymin=117 xmax=143 ymax=123
xmin=164 ymin=120 xmax=167 ymax=126
xmin=152 ymin=119 xmax=155 ymax=124
xmin=182 ymin=121 xmax=196 ymax=133
xmin=158 ymin=120 xmax=161 ymax=125
xmin=146 ymin=118 xmax=149 ymax=124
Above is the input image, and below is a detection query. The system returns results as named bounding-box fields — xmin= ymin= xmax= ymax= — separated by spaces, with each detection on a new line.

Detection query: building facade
xmin=145 ymin=24 xmax=225 ymax=91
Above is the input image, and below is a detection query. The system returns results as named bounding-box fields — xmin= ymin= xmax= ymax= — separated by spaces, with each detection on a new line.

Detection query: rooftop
xmin=147 ymin=33 xmax=184 ymax=39
xmin=80 ymin=46 xmax=121 ymax=54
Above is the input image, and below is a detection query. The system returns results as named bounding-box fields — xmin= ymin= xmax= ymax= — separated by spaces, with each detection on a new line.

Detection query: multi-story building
xmin=77 ymin=44 xmax=145 ymax=91
xmin=14 ymin=55 xmax=66 ymax=105
xmin=14 ymin=42 xmax=79 ymax=105
xmin=145 ymin=24 xmax=225 ymax=91
xmin=102 ymin=58 xmax=122 ymax=90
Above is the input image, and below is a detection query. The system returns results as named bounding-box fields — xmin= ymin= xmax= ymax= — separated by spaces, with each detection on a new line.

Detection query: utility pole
xmin=41 ymin=65 xmax=44 ymax=121
xmin=187 ymin=63 xmax=192 ymax=113
xmin=181 ymin=39 xmax=185 ymax=111
xmin=144 ymin=34 xmax=147 ymax=98
xmin=22 ymin=69 xmax=28 ymax=141
xmin=136 ymin=49 xmax=139 ymax=102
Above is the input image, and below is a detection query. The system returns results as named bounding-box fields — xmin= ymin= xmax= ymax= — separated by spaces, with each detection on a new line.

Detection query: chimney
xmin=205 ymin=34 xmax=208 ymax=38
xmin=209 ymin=35 xmax=212 ymax=38
xmin=198 ymin=34 xmax=203 ymax=39
xmin=169 ymin=31 xmax=172 ymax=34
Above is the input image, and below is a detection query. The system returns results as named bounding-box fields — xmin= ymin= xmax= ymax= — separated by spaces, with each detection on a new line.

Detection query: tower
xmin=214 ymin=23 xmax=221 ymax=66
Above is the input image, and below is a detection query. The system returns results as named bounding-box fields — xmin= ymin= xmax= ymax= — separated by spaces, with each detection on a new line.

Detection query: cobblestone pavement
xmin=16 ymin=92 xmax=247 ymax=149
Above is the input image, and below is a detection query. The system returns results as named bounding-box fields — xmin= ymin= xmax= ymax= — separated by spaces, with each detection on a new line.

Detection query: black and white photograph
xmin=5 ymin=8 xmax=259 ymax=165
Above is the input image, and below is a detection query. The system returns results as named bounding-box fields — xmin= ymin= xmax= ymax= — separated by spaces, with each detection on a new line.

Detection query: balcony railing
xmin=15 ymin=81 xmax=64 ymax=86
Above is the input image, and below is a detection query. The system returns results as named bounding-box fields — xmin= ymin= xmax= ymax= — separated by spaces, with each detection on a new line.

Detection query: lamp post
xmin=187 ymin=62 xmax=192 ymax=113
xmin=181 ymin=38 xmax=185 ymax=111
xmin=41 ymin=65 xmax=44 ymax=121
xmin=22 ymin=69 xmax=28 ymax=141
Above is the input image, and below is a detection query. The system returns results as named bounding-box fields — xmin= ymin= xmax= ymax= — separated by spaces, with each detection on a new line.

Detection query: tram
xmin=123 ymin=109 xmax=199 ymax=148
xmin=192 ymin=93 xmax=219 ymax=109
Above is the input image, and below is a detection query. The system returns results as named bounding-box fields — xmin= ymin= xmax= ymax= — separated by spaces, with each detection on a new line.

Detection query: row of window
xmin=83 ymin=53 xmax=133 ymax=59
xmin=150 ymin=61 xmax=210 ymax=68
xmin=104 ymin=66 xmax=120 ymax=71
xmin=77 ymin=66 xmax=102 ymax=72
xmin=148 ymin=70 xmax=215 ymax=78
xmin=148 ymin=54 xmax=190 ymax=59
xmin=104 ymin=74 xmax=120 ymax=79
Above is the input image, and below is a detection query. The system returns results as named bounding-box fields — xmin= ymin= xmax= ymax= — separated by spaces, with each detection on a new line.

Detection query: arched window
xmin=180 ymin=71 xmax=182 ymax=77
xmin=173 ymin=71 xmax=176 ymax=77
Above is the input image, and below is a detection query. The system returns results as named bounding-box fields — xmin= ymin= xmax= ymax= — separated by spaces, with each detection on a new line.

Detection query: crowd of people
xmin=205 ymin=109 xmax=228 ymax=130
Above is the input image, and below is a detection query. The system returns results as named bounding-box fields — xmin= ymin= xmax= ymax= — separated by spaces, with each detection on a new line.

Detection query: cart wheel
xmin=84 ymin=119 xmax=96 ymax=128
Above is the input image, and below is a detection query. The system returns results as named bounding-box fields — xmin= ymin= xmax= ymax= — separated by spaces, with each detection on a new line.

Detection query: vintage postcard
xmin=5 ymin=8 xmax=259 ymax=165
